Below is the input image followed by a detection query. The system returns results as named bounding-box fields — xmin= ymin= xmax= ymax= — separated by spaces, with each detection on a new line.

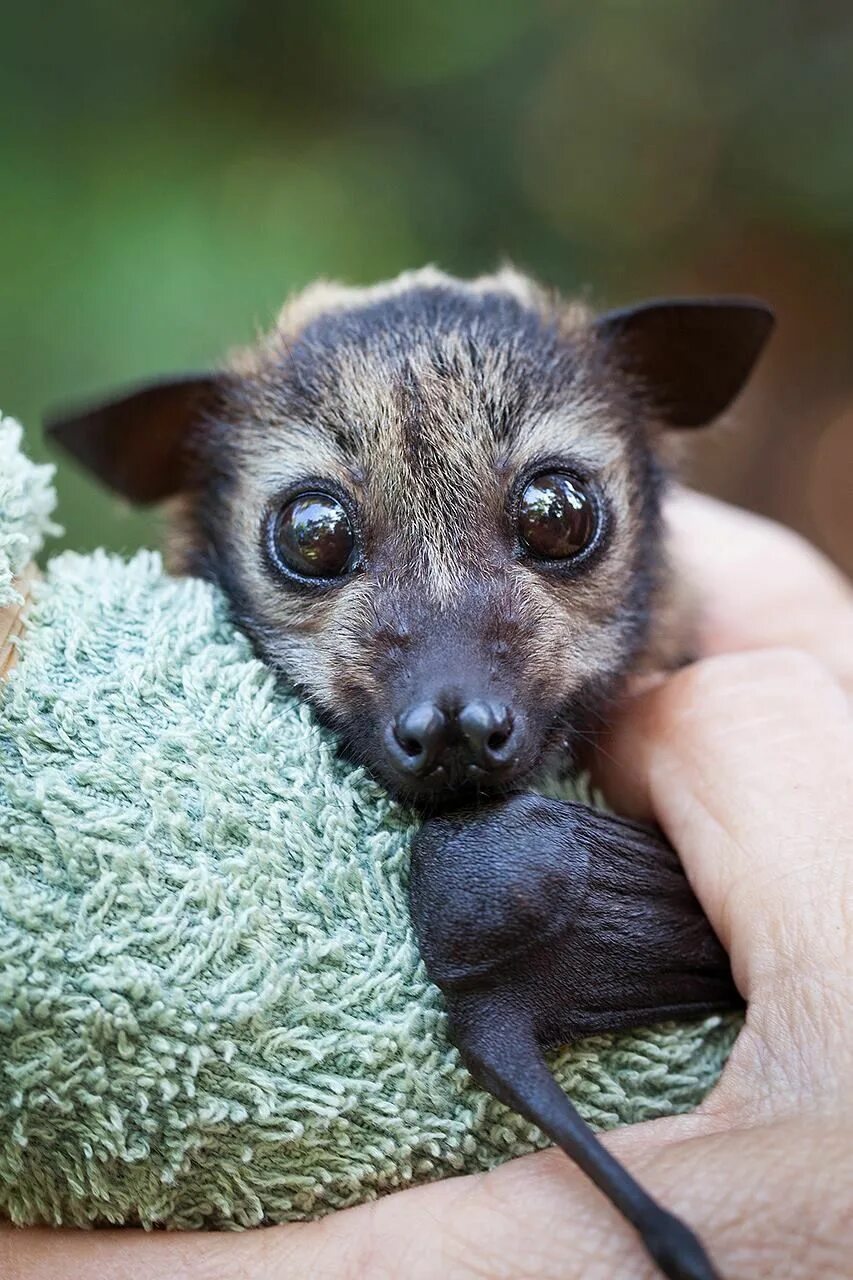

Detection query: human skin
xmin=2 ymin=494 xmax=852 ymax=1280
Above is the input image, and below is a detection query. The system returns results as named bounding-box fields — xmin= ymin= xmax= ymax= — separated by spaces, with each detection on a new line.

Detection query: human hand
xmin=6 ymin=647 xmax=851 ymax=1279
xmin=665 ymin=489 xmax=853 ymax=691
xmin=4 ymin=500 xmax=851 ymax=1279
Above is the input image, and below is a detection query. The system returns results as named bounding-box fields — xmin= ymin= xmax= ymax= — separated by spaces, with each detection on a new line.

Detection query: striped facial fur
xmin=185 ymin=269 xmax=680 ymax=799
xmin=48 ymin=268 xmax=774 ymax=803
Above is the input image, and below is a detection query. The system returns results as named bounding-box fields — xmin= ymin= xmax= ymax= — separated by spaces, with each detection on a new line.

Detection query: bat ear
xmin=44 ymin=373 xmax=222 ymax=504
xmin=594 ymin=297 xmax=775 ymax=427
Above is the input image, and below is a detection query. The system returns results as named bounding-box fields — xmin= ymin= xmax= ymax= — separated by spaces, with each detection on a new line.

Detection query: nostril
xmin=388 ymin=702 xmax=447 ymax=775
xmin=458 ymin=700 xmax=517 ymax=767
xmin=487 ymin=719 xmax=512 ymax=753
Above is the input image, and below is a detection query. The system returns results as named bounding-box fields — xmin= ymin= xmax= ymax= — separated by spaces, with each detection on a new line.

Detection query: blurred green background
xmin=2 ymin=0 xmax=851 ymax=570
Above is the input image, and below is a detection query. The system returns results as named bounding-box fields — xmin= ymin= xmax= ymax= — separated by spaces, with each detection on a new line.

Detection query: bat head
xmin=47 ymin=268 xmax=773 ymax=803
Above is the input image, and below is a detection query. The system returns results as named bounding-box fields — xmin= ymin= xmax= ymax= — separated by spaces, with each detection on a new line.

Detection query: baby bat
xmin=46 ymin=267 xmax=772 ymax=1279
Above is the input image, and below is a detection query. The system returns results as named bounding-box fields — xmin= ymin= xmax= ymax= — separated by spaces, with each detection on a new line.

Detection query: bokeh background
xmin=2 ymin=0 xmax=851 ymax=570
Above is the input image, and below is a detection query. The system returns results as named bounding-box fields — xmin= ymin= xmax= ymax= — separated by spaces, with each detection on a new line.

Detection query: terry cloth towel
xmin=0 ymin=414 xmax=739 ymax=1228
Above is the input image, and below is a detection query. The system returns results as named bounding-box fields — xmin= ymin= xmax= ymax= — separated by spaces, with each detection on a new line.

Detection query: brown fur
xmin=168 ymin=267 xmax=694 ymax=796
xmin=50 ymin=267 xmax=775 ymax=799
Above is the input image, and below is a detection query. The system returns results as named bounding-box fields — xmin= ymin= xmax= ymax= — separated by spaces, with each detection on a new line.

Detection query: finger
xmin=7 ymin=1113 xmax=851 ymax=1280
xmin=666 ymin=490 xmax=853 ymax=691
xmin=0 ymin=1219 xmax=265 ymax=1280
xmin=595 ymin=650 xmax=853 ymax=1009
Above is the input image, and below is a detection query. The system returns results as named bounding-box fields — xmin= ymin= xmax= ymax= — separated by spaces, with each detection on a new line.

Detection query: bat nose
xmin=386 ymin=698 xmax=518 ymax=778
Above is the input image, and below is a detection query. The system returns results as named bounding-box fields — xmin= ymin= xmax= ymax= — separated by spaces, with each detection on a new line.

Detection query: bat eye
xmin=517 ymin=472 xmax=599 ymax=561
xmin=271 ymin=492 xmax=356 ymax=579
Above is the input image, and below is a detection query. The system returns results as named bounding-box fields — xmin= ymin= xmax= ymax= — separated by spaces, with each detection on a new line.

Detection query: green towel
xmin=0 ymin=414 xmax=738 ymax=1229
